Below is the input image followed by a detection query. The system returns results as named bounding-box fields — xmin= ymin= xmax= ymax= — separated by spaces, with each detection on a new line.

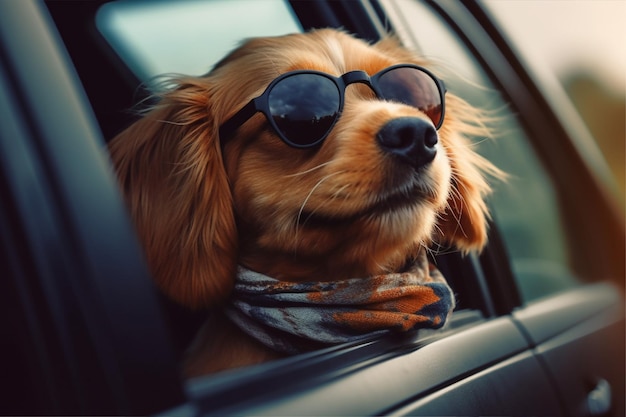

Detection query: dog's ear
xmin=435 ymin=96 xmax=503 ymax=253
xmin=436 ymin=142 xmax=492 ymax=253
xmin=108 ymin=78 xmax=237 ymax=308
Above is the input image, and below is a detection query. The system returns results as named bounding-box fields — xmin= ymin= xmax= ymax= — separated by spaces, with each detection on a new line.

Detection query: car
xmin=1 ymin=0 xmax=623 ymax=415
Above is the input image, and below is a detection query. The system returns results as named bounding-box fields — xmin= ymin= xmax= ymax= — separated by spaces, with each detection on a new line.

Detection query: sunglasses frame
xmin=219 ymin=64 xmax=447 ymax=149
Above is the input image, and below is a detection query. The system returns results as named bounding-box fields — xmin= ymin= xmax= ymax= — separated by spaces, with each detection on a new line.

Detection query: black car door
xmin=0 ymin=1 xmax=184 ymax=414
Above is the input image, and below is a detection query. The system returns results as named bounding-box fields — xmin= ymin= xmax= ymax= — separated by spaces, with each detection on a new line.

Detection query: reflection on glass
xmin=378 ymin=67 xmax=443 ymax=127
xmin=269 ymin=74 xmax=340 ymax=145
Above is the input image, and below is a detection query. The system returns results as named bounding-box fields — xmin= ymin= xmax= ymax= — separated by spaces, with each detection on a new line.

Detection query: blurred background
xmin=485 ymin=0 xmax=625 ymax=202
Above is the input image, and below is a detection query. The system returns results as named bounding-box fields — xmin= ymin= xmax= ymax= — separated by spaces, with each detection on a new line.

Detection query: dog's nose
xmin=376 ymin=117 xmax=438 ymax=168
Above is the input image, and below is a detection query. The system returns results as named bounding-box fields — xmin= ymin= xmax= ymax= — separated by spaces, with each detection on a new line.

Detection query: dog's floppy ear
xmin=437 ymin=141 xmax=492 ymax=253
xmin=435 ymin=97 xmax=503 ymax=253
xmin=108 ymin=78 xmax=237 ymax=308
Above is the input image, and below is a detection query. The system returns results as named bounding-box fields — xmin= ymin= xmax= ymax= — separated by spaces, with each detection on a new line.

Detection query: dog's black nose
xmin=376 ymin=117 xmax=438 ymax=168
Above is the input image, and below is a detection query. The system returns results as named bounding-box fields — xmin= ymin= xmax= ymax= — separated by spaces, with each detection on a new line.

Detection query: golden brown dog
xmin=108 ymin=29 xmax=500 ymax=376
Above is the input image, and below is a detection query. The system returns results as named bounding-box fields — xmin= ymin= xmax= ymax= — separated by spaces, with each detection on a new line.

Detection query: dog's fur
xmin=108 ymin=29 xmax=500 ymax=376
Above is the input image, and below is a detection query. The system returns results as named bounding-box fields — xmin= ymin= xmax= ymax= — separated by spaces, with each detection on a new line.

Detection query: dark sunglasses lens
xmin=268 ymin=74 xmax=340 ymax=147
xmin=378 ymin=67 xmax=443 ymax=127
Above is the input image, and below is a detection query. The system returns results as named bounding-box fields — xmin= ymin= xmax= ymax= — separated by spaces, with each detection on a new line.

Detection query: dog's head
xmin=109 ymin=29 xmax=500 ymax=308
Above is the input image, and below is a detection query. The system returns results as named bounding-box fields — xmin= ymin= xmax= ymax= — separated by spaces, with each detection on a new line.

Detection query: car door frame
xmin=0 ymin=1 xmax=184 ymax=414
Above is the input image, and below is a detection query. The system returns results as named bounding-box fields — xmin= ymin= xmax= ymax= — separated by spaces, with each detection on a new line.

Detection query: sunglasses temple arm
xmin=219 ymin=99 xmax=258 ymax=147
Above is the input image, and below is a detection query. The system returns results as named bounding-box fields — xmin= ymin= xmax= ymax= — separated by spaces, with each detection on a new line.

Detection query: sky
xmin=484 ymin=0 xmax=626 ymax=90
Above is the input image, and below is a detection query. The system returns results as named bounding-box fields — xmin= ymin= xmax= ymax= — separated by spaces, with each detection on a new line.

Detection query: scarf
xmin=225 ymin=251 xmax=455 ymax=354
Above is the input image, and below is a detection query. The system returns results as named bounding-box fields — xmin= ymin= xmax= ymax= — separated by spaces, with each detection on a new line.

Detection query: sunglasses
xmin=219 ymin=64 xmax=446 ymax=149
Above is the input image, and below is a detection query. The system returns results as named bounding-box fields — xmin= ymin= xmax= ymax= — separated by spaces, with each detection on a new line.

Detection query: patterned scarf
xmin=225 ymin=251 xmax=455 ymax=354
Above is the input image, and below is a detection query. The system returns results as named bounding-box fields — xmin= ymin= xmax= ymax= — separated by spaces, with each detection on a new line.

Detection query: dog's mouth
xmin=296 ymin=179 xmax=433 ymax=228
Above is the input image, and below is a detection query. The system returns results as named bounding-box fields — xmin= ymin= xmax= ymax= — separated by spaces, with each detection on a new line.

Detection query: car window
xmin=96 ymin=0 xmax=302 ymax=81
xmin=484 ymin=0 xmax=624 ymax=201
xmin=95 ymin=0 xmax=580 ymax=306
xmin=380 ymin=0 xmax=579 ymax=303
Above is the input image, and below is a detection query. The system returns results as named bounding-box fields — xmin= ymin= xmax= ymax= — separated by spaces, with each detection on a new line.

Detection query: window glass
xmin=96 ymin=0 xmax=301 ymax=81
xmin=484 ymin=0 xmax=624 ymax=201
xmin=380 ymin=0 xmax=579 ymax=302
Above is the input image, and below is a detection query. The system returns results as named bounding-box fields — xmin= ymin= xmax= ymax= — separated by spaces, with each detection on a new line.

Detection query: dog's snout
xmin=376 ymin=117 xmax=438 ymax=168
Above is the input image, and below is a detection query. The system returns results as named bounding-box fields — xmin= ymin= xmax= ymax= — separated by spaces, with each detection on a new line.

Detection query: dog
xmin=108 ymin=29 xmax=500 ymax=377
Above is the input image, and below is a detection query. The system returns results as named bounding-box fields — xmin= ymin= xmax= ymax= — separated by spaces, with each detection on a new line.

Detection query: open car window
xmin=95 ymin=0 xmax=499 ymax=318
xmin=88 ymin=2 xmax=521 ymax=413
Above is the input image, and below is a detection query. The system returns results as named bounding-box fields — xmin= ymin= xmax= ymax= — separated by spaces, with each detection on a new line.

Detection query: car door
xmin=0 ymin=1 xmax=184 ymax=414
